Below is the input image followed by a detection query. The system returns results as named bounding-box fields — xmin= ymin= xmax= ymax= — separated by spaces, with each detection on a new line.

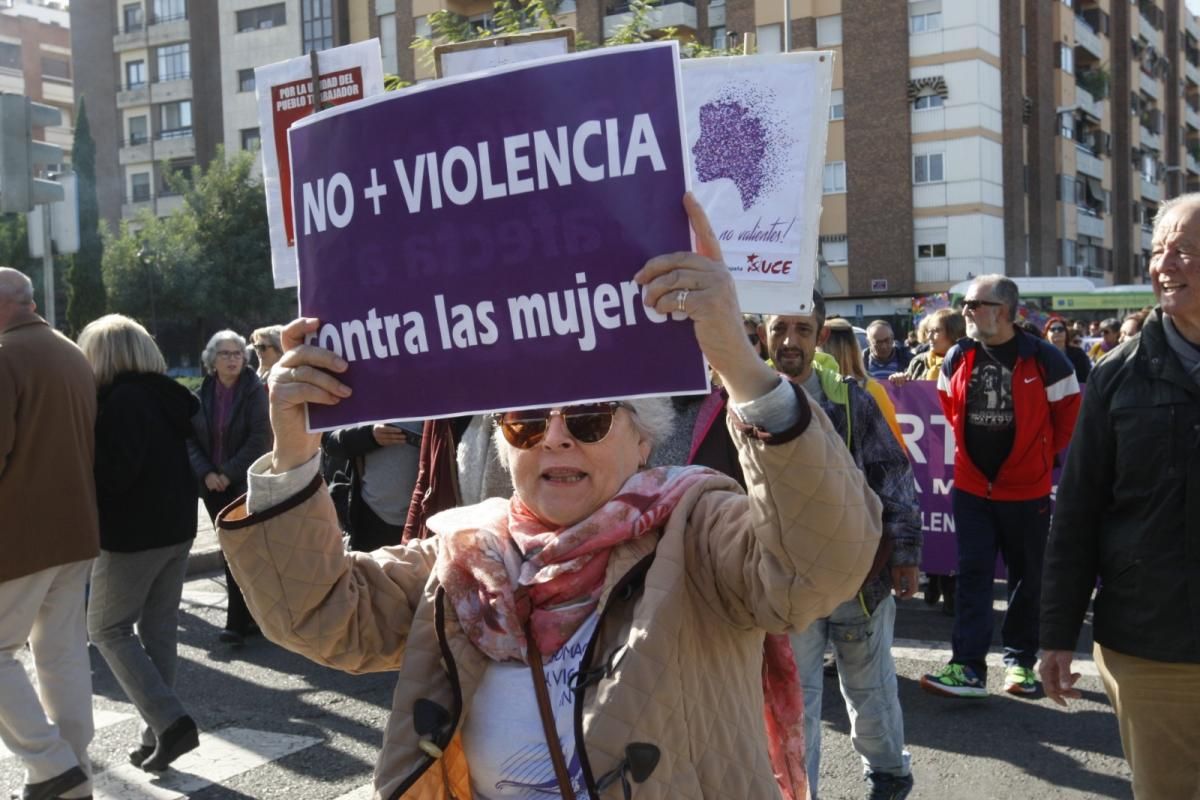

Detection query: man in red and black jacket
xmin=921 ymin=275 xmax=1081 ymax=699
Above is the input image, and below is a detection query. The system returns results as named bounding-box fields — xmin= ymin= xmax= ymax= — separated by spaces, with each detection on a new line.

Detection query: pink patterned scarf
xmin=434 ymin=465 xmax=714 ymax=662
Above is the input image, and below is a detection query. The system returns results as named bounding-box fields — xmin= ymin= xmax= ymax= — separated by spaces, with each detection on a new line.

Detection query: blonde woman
xmin=77 ymin=315 xmax=201 ymax=772
xmin=821 ymin=318 xmax=904 ymax=446
xmin=249 ymin=325 xmax=284 ymax=382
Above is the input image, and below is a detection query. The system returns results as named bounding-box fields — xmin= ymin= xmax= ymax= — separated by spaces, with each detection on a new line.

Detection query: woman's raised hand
xmin=635 ymin=193 xmax=778 ymax=404
xmin=268 ymin=318 xmax=352 ymax=472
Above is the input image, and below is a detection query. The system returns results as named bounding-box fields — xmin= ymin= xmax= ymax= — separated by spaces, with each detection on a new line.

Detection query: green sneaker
xmin=1004 ymin=665 xmax=1039 ymax=696
xmin=920 ymin=663 xmax=988 ymax=698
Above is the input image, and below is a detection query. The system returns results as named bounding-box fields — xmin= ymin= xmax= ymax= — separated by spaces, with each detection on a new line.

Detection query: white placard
xmin=681 ymin=53 xmax=833 ymax=314
xmin=440 ymin=36 xmax=572 ymax=78
xmin=256 ymin=40 xmax=384 ymax=289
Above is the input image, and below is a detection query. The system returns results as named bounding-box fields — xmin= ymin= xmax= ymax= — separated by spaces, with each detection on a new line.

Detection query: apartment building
xmin=72 ymin=0 xmax=369 ymax=229
xmin=0 ymin=0 xmax=73 ymax=169
xmin=381 ymin=0 xmax=1195 ymax=306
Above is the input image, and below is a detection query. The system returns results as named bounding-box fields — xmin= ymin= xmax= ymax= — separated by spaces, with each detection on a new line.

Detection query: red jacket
xmin=937 ymin=330 xmax=1081 ymax=501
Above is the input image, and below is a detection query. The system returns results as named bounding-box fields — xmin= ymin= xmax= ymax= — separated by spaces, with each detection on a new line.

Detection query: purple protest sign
xmin=884 ymin=380 xmax=1066 ymax=576
xmin=288 ymin=43 xmax=706 ymax=431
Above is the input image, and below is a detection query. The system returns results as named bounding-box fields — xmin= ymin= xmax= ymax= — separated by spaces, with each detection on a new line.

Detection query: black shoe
xmin=17 ymin=766 xmax=87 ymax=800
xmin=128 ymin=744 xmax=155 ymax=767
xmin=218 ymin=629 xmax=244 ymax=646
xmin=866 ymin=771 xmax=913 ymax=800
xmin=140 ymin=716 xmax=199 ymax=772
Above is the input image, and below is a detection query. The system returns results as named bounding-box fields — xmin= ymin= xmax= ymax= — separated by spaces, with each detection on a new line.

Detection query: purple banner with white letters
xmin=287 ymin=43 xmax=707 ymax=431
xmin=883 ymin=381 xmax=1067 ymax=575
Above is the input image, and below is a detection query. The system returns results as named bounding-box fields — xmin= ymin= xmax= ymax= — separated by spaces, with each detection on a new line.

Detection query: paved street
xmin=2 ymin=558 xmax=1131 ymax=800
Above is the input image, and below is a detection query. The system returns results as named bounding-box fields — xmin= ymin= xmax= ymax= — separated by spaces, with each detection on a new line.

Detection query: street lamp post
xmin=138 ymin=244 xmax=158 ymax=337
xmin=783 ymin=0 xmax=791 ymax=50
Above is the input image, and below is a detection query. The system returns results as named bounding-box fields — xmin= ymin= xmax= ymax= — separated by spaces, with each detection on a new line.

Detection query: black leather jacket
xmin=1041 ymin=309 xmax=1200 ymax=662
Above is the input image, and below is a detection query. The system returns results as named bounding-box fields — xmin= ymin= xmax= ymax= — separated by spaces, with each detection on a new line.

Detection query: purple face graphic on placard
xmin=691 ymin=84 xmax=789 ymax=211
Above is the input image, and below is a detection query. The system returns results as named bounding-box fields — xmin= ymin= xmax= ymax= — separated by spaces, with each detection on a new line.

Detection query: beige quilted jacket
xmin=218 ymin=395 xmax=882 ymax=799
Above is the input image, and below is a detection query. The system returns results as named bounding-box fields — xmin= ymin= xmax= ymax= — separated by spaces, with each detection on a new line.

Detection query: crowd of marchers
xmin=0 ymin=191 xmax=1197 ymax=800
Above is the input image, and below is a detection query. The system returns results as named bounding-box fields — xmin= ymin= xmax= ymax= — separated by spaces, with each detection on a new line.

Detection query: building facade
xmin=0 ymin=0 xmax=73 ymax=169
xmin=382 ymin=0 xmax=1195 ymax=307
xmin=72 ymin=0 xmax=366 ymax=229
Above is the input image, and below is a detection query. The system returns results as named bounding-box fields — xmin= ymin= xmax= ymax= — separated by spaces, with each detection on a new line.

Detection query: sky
xmin=1190 ymin=0 xmax=1200 ymax=16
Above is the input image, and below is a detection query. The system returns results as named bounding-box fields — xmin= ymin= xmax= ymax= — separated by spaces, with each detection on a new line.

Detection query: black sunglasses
xmin=962 ymin=299 xmax=1004 ymax=311
xmin=1048 ymin=325 xmax=1066 ymax=333
xmin=494 ymin=402 xmax=632 ymax=449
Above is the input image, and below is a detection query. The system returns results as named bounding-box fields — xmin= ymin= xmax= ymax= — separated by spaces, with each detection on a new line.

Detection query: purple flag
xmin=288 ymin=43 xmax=707 ymax=431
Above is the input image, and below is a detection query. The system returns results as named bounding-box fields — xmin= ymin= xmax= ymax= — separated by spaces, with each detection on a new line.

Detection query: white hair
xmin=1154 ymin=192 xmax=1200 ymax=235
xmin=492 ymin=397 xmax=676 ymax=470
xmin=201 ymin=329 xmax=247 ymax=373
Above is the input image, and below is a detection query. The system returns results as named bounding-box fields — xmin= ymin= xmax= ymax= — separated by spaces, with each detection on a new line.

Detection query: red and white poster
xmin=256 ymin=41 xmax=384 ymax=289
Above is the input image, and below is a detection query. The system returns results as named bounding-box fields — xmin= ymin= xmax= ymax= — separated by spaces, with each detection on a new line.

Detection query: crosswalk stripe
xmin=330 ymin=785 xmax=376 ymax=800
xmin=93 ymin=727 xmax=321 ymax=799
xmin=890 ymin=638 xmax=1099 ymax=677
xmin=0 ymin=707 xmax=134 ymax=761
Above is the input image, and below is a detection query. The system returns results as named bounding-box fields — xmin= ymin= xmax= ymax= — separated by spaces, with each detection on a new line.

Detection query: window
xmin=0 ymin=42 xmax=20 ymax=71
xmin=302 ymin=0 xmax=335 ymax=53
xmin=915 ymin=227 xmax=948 ymax=259
xmin=1057 ymin=42 xmax=1074 ymax=73
xmin=913 ymin=93 xmax=944 ymax=110
xmin=1061 ymin=238 xmax=1077 ymax=268
xmin=414 ymin=15 xmax=432 ymax=39
xmin=125 ymin=59 xmax=146 ymax=88
xmin=820 ymin=238 xmax=848 ymax=263
xmin=130 ymin=172 xmax=151 ymax=203
xmin=379 ymin=12 xmax=397 ymax=72
xmin=237 ymin=3 xmax=286 ymax=32
xmin=756 ymin=24 xmax=781 ymax=54
xmin=816 ymin=15 xmax=842 ymax=46
xmin=123 ymin=3 xmax=143 ymax=32
xmin=160 ymin=159 xmax=192 ymax=194
xmin=910 ymin=12 xmax=942 ymax=33
xmin=153 ymin=0 xmax=186 ymax=23
xmin=823 ymin=161 xmax=847 ymax=194
xmin=128 ymin=115 xmax=148 ymax=145
xmin=712 ymin=26 xmax=727 ymax=50
xmin=41 ymin=57 xmax=70 ymax=81
xmin=157 ymin=43 xmax=189 ymax=81
xmin=159 ymin=100 xmax=191 ymax=137
xmin=1059 ymin=112 xmax=1074 ymax=139
xmin=913 ymin=152 xmax=945 ymax=184
xmin=829 ymin=89 xmax=844 ymax=120
xmin=238 ymin=68 xmax=256 ymax=92
xmin=241 ymin=127 xmax=261 ymax=151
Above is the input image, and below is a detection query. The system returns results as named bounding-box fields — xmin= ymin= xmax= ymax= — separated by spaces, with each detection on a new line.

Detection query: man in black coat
xmin=1040 ymin=195 xmax=1200 ymax=799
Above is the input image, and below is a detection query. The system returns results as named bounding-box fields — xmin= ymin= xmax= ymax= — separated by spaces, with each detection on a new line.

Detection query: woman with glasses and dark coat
xmin=188 ymin=329 xmax=272 ymax=646
xmin=1043 ymin=316 xmax=1091 ymax=384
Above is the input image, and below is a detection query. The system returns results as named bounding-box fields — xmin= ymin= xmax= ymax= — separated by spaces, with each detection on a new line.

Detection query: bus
xmin=948 ymin=278 xmax=1154 ymax=319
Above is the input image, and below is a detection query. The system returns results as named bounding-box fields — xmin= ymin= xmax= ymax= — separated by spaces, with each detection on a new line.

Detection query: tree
xmin=65 ymin=98 xmax=106 ymax=334
xmin=102 ymin=148 xmax=296 ymax=366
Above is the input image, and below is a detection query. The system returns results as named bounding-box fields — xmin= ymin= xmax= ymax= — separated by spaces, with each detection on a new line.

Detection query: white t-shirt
xmin=462 ymin=613 xmax=599 ymax=799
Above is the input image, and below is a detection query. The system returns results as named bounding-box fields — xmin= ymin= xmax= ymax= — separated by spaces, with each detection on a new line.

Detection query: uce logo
xmin=744 ymin=253 xmax=793 ymax=275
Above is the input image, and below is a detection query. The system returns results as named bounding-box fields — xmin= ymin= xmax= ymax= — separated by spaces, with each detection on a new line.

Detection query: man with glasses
xmin=921 ymin=275 xmax=1080 ymax=699
xmin=862 ymin=320 xmax=912 ymax=380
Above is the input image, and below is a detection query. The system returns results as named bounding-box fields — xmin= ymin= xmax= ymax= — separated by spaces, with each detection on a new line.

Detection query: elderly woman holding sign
xmin=216 ymin=195 xmax=881 ymax=800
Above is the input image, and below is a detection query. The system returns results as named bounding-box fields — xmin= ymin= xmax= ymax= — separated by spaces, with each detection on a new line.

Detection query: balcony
xmin=1139 ymin=70 xmax=1160 ymax=100
xmin=153 ymin=130 xmax=195 ymax=160
xmin=1141 ymin=226 xmax=1154 ymax=251
xmin=1077 ymin=208 xmax=1105 ymax=239
xmin=1190 ymin=153 xmax=1200 ymax=174
xmin=1076 ymin=145 xmax=1104 ymax=179
xmin=1141 ymin=125 xmax=1162 ymax=152
xmin=707 ymin=2 xmax=724 ymax=26
xmin=155 ymin=194 xmax=185 ymax=216
xmin=116 ymin=83 xmax=149 ymax=109
xmin=1139 ymin=11 xmax=1162 ymax=48
xmin=147 ymin=16 xmax=190 ymax=47
xmin=604 ymin=0 xmax=696 ymax=37
xmin=1188 ymin=105 xmax=1200 ymax=130
xmin=1140 ymin=175 xmax=1162 ymax=201
xmin=1188 ymin=59 xmax=1200 ymax=87
xmin=152 ymin=77 xmax=192 ymax=104
xmin=1074 ymin=16 xmax=1102 ymax=59
xmin=118 ymin=138 xmax=153 ymax=165
xmin=1076 ymin=87 xmax=1103 ymax=120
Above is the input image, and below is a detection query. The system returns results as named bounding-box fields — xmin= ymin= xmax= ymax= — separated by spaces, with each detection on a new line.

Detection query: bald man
xmin=0 ymin=268 xmax=99 ymax=800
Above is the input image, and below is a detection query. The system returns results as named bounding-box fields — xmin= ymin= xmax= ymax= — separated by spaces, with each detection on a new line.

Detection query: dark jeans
xmin=950 ymin=489 xmax=1051 ymax=677
xmin=203 ymin=488 xmax=255 ymax=635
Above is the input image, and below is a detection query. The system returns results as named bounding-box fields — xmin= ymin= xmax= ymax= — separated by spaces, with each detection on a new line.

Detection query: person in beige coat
xmin=218 ymin=197 xmax=883 ymax=799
